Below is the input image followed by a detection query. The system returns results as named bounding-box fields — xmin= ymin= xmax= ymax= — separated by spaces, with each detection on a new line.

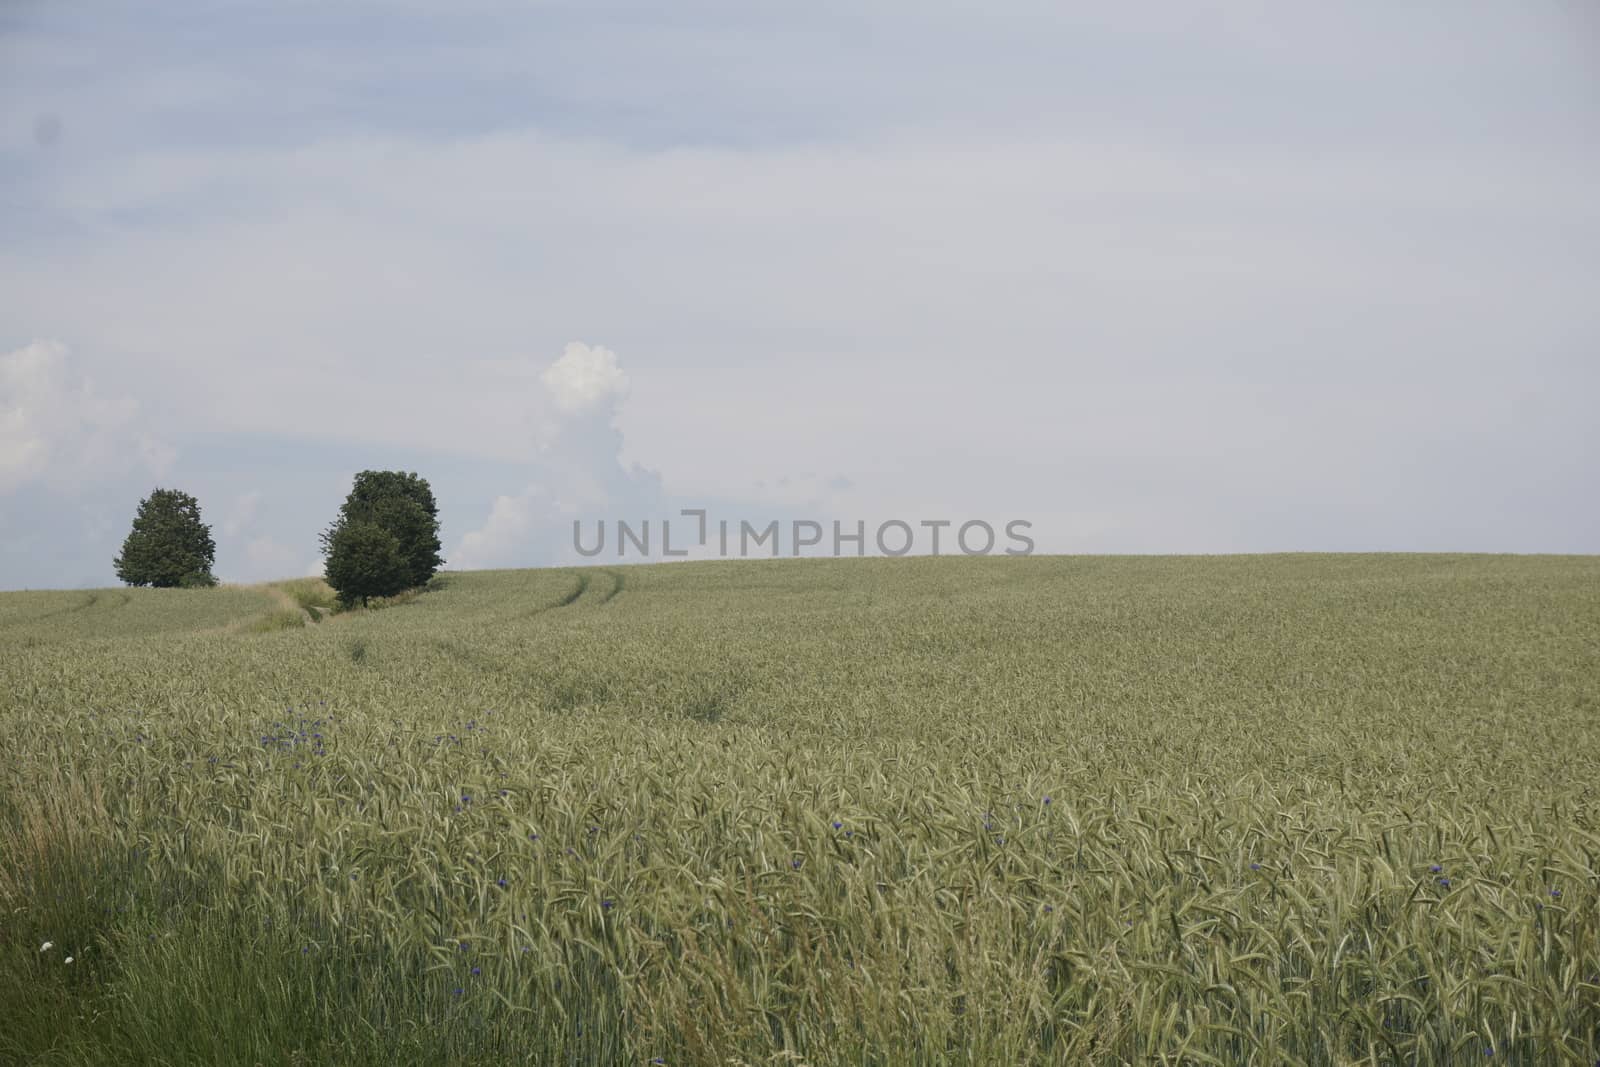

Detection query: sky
xmin=2 ymin=1 xmax=1597 ymax=589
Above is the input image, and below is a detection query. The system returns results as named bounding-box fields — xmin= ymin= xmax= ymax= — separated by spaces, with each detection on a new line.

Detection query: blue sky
xmin=3 ymin=1 xmax=1597 ymax=588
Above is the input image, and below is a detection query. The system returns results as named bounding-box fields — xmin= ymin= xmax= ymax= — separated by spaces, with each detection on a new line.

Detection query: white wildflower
xmin=64 ymin=956 xmax=75 ymax=964
xmin=40 ymin=941 xmax=53 ymax=953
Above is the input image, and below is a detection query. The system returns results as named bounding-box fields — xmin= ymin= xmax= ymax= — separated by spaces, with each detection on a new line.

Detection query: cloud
xmin=452 ymin=342 xmax=665 ymax=569
xmin=0 ymin=340 xmax=173 ymax=494
xmin=541 ymin=342 xmax=629 ymax=416
xmin=453 ymin=490 xmax=547 ymax=571
xmin=7 ymin=127 xmax=1591 ymax=493
xmin=454 ymin=478 xmax=638 ymax=570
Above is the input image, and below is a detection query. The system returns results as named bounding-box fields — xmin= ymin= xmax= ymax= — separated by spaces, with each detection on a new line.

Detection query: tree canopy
xmin=321 ymin=470 xmax=443 ymax=605
xmin=114 ymin=488 xmax=218 ymax=588
xmin=323 ymin=520 xmax=410 ymax=606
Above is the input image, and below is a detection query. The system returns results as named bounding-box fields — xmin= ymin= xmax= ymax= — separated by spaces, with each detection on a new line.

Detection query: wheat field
xmin=2 ymin=554 xmax=1597 ymax=1064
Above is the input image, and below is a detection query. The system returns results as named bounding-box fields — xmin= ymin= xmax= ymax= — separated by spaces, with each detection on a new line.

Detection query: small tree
xmin=114 ymin=489 xmax=218 ymax=588
xmin=320 ymin=470 xmax=443 ymax=606
xmin=323 ymin=521 xmax=409 ymax=607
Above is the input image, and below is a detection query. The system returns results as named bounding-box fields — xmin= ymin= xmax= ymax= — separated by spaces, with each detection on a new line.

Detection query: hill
xmin=2 ymin=554 xmax=1598 ymax=1064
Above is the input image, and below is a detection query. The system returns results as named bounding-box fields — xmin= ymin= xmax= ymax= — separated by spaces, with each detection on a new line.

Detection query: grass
xmin=0 ymin=585 xmax=277 ymax=646
xmin=1 ymin=554 xmax=1597 ymax=1064
xmin=273 ymin=577 xmax=340 ymax=619
xmin=242 ymin=608 xmax=308 ymax=633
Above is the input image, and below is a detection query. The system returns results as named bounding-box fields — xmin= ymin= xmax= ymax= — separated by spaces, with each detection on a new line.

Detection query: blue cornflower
xmin=470 ymin=966 xmax=481 ymax=977
xmin=1249 ymin=863 xmax=1261 ymax=871
xmin=1430 ymin=865 xmax=1442 ymax=873
xmin=832 ymin=821 xmax=842 ymax=830
xmin=452 ymin=988 xmax=463 ymax=996
xmin=1043 ymin=796 xmax=1051 ymax=805
xmin=497 ymin=877 xmax=508 ymax=888
xmin=601 ymin=900 xmax=614 ymax=910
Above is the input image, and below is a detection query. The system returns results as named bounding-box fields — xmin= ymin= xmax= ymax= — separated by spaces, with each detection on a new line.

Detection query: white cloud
xmin=0 ymin=339 xmax=173 ymax=493
xmin=541 ymin=342 xmax=629 ymax=416
xmin=453 ymin=489 xmax=546 ymax=570
xmin=6 ymin=129 xmax=1591 ymax=492
xmin=453 ymin=342 xmax=667 ymax=569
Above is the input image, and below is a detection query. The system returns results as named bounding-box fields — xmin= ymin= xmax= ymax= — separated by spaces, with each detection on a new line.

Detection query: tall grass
xmin=1 ymin=555 xmax=1597 ymax=1064
xmin=273 ymin=576 xmax=340 ymax=618
xmin=243 ymin=608 xmax=307 ymax=633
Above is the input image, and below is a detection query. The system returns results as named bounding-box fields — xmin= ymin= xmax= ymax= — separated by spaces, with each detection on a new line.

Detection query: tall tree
xmin=320 ymin=470 xmax=443 ymax=604
xmin=114 ymin=489 xmax=218 ymax=588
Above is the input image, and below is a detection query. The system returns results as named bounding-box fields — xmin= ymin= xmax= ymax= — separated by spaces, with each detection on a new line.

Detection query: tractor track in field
xmin=554 ymin=572 xmax=590 ymax=608
xmin=594 ymin=568 xmax=624 ymax=605
xmin=516 ymin=568 xmax=624 ymax=619
xmin=437 ymin=568 xmax=628 ymax=694
xmin=516 ymin=573 xmax=587 ymax=619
